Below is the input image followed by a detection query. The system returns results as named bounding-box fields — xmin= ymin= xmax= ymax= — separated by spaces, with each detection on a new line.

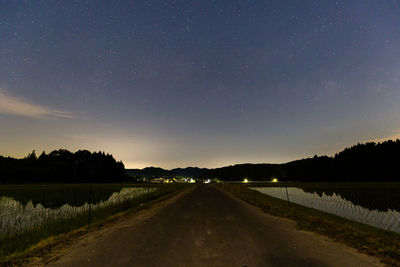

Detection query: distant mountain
xmin=127 ymin=139 xmax=400 ymax=182
xmin=207 ymin=163 xmax=285 ymax=181
xmin=126 ymin=166 xmax=208 ymax=178
xmin=126 ymin=167 xmax=170 ymax=178
xmin=209 ymin=140 xmax=400 ymax=182
xmin=171 ymin=167 xmax=209 ymax=177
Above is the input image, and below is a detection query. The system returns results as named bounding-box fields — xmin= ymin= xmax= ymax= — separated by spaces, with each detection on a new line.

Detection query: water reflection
xmin=252 ymin=187 xmax=400 ymax=233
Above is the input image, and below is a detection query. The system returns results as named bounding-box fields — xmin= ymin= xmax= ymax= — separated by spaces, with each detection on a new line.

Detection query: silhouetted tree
xmin=206 ymin=139 xmax=400 ymax=182
xmin=0 ymin=149 xmax=126 ymax=183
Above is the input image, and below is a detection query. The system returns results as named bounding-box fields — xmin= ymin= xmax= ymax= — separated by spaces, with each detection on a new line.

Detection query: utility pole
xmin=284 ymin=178 xmax=290 ymax=209
xmin=88 ymin=183 xmax=92 ymax=226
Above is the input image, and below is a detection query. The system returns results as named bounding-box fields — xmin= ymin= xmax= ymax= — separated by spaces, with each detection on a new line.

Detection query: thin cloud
xmin=0 ymin=89 xmax=72 ymax=119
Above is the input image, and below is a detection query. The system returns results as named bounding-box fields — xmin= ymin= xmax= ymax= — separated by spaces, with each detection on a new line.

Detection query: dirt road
xmin=46 ymin=185 xmax=381 ymax=266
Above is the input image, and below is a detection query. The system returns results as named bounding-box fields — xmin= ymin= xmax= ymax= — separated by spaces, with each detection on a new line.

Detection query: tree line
xmin=208 ymin=140 xmax=400 ymax=182
xmin=0 ymin=149 xmax=126 ymax=183
xmin=1 ymin=139 xmax=399 ymax=183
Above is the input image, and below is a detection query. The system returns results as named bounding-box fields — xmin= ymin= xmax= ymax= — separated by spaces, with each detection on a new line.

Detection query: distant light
xmin=272 ymin=178 xmax=278 ymax=183
xmin=189 ymin=178 xmax=196 ymax=183
xmin=243 ymin=178 xmax=249 ymax=183
xmin=204 ymin=179 xmax=211 ymax=184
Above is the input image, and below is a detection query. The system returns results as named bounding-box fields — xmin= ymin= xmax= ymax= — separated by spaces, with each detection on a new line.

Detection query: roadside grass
xmin=0 ymin=183 xmax=187 ymax=263
xmin=219 ymin=183 xmax=400 ymax=266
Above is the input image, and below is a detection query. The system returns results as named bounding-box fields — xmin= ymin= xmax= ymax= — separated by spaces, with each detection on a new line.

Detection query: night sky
xmin=1 ymin=1 xmax=400 ymax=168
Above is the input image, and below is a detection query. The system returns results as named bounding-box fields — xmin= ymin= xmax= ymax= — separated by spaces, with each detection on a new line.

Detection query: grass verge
xmin=219 ymin=183 xmax=400 ymax=266
xmin=0 ymin=183 xmax=188 ymax=266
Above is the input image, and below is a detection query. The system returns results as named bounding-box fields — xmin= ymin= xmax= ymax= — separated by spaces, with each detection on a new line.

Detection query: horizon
xmin=1 ymin=1 xmax=400 ymax=169
xmin=3 ymin=137 xmax=399 ymax=170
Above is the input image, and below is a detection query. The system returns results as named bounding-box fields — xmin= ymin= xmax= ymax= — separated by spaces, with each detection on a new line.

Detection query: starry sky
xmin=1 ymin=1 xmax=400 ymax=169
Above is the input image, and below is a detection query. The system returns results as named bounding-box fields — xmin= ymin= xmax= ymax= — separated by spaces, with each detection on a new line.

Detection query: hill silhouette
xmin=1 ymin=140 xmax=399 ymax=183
xmin=128 ymin=139 xmax=400 ymax=182
xmin=126 ymin=167 xmax=208 ymax=179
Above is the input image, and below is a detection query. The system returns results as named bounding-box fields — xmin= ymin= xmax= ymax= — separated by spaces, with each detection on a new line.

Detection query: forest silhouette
xmin=0 ymin=149 xmax=125 ymax=183
xmin=208 ymin=139 xmax=400 ymax=182
xmin=0 ymin=139 xmax=399 ymax=183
